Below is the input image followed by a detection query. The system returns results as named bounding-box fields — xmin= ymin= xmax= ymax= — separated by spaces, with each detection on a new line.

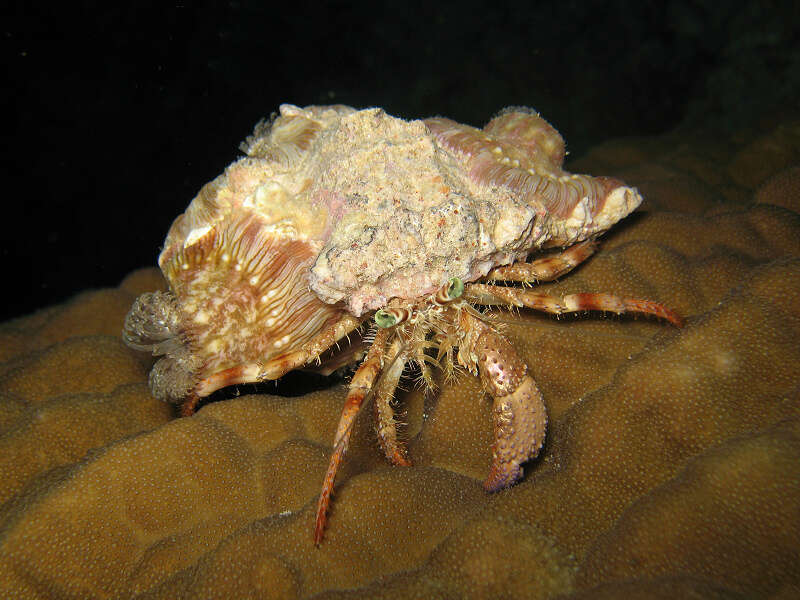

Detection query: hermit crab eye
xmin=446 ymin=277 xmax=464 ymax=300
xmin=374 ymin=309 xmax=397 ymax=328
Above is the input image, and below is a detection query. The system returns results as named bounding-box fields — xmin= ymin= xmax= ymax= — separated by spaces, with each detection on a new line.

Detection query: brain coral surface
xmin=1 ymin=119 xmax=799 ymax=600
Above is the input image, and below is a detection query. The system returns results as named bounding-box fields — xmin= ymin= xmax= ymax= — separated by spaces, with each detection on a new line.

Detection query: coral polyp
xmin=123 ymin=103 xmax=682 ymax=544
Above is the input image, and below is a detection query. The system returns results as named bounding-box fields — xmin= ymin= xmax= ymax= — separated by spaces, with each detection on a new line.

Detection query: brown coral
xmin=1 ymin=118 xmax=799 ymax=599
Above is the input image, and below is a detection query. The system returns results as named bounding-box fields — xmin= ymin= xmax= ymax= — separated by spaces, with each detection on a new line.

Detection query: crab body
xmin=123 ymin=104 xmax=682 ymax=544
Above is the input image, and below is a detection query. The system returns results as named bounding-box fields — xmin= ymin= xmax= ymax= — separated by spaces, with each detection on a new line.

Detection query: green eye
xmin=374 ymin=309 xmax=397 ymax=328
xmin=446 ymin=277 xmax=464 ymax=299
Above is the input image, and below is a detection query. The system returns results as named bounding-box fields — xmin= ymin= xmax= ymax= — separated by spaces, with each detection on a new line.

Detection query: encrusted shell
xmin=169 ymin=105 xmax=640 ymax=313
xmin=135 ymin=103 xmax=641 ymax=400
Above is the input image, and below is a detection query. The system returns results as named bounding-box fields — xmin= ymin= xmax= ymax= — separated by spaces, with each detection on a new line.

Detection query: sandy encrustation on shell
xmin=296 ymin=105 xmax=545 ymax=315
xmin=166 ymin=104 xmax=643 ymax=317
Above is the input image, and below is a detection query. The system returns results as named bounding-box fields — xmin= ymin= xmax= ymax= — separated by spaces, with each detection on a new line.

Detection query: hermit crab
xmin=123 ymin=104 xmax=683 ymax=545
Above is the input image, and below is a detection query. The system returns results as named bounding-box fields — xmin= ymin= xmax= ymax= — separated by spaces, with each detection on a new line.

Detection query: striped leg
xmin=373 ymin=338 xmax=412 ymax=467
xmin=485 ymin=240 xmax=597 ymax=283
xmin=465 ymin=284 xmax=684 ymax=328
xmin=461 ymin=311 xmax=547 ymax=491
xmin=180 ymin=392 xmax=201 ymax=417
xmin=314 ymin=328 xmax=391 ymax=545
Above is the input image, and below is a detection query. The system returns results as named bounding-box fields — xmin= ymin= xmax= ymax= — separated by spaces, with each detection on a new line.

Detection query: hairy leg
xmin=373 ymin=338 xmax=412 ymax=466
xmin=314 ymin=327 xmax=391 ymax=545
xmin=465 ymin=284 xmax=684 ymax=327
xmin=485 ymin=240 xmax=596 ymax=283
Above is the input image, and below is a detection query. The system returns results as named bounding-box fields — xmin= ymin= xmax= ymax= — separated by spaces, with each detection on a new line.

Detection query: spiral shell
xmin=124 ymin=103 xmax=642 ymax=402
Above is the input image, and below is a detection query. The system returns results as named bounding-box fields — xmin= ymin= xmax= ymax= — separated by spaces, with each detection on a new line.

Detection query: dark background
xmin=3 ymin=1 xmax=799 ymax=322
